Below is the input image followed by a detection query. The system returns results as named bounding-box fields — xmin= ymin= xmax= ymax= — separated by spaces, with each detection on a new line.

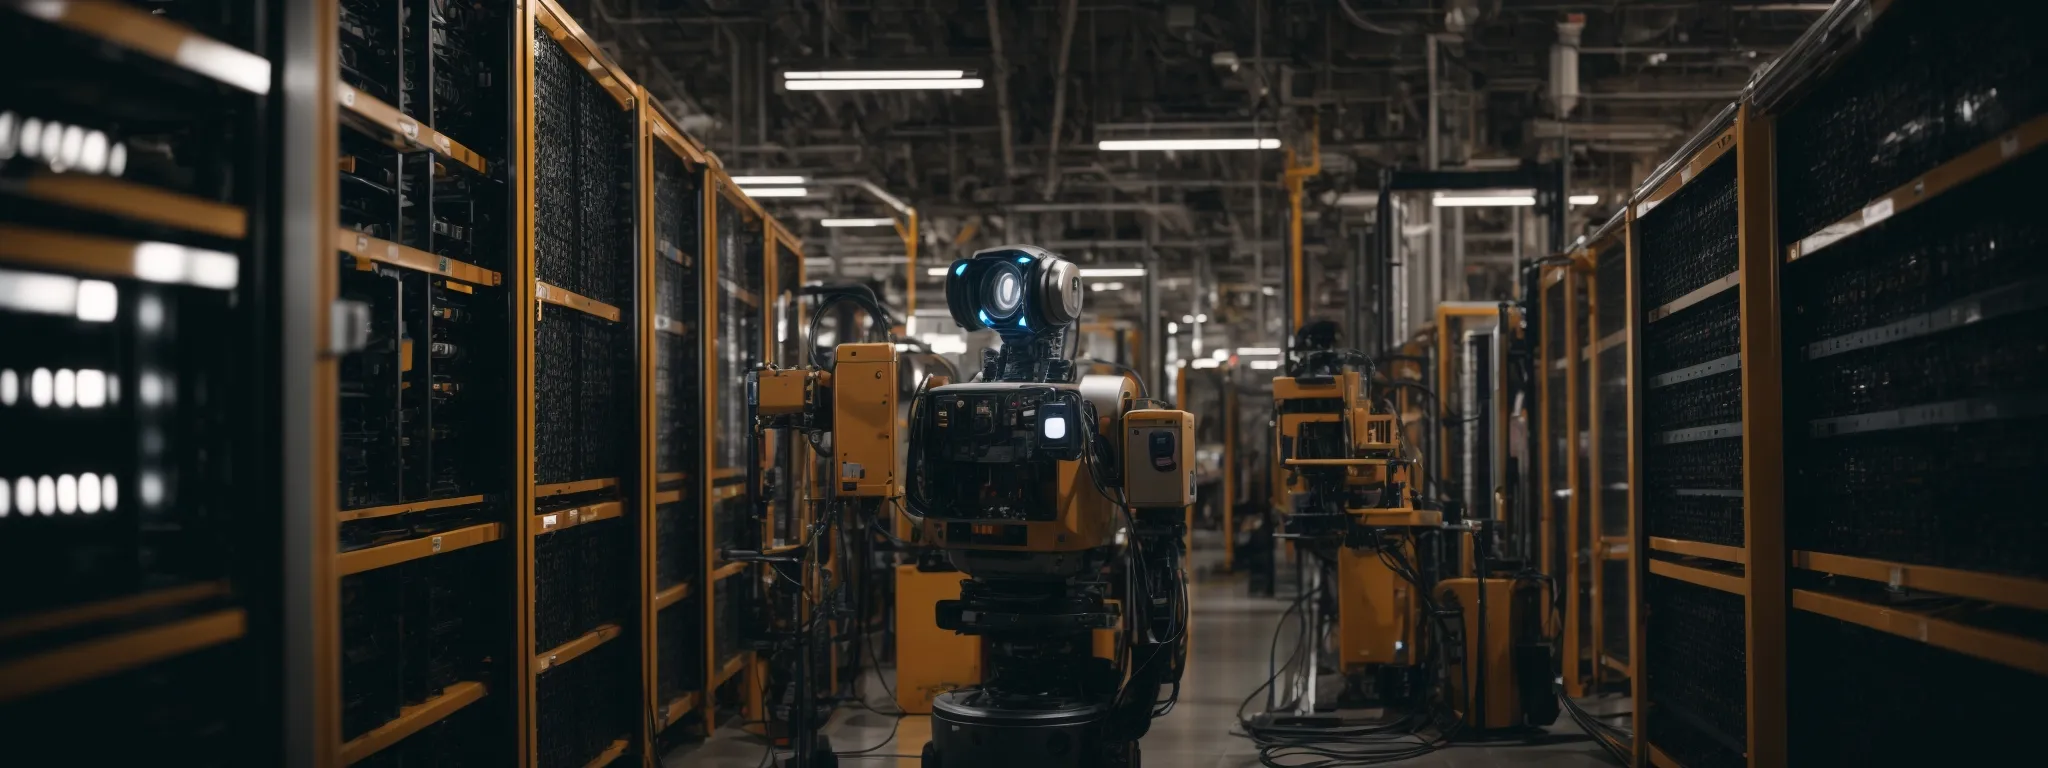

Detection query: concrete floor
xmin=666 ymin=538 xmax=1627 ymax=768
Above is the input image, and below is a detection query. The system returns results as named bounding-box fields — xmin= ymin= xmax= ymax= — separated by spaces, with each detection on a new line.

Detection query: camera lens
xmin=982 ymin=263 xmax=1025 ymax=320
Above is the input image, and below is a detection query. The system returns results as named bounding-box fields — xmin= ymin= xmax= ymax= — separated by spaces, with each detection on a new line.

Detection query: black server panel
xmin=337 ymin=0 xmax=512 ymax=511
xmin=657 ymin=599 xmax=704 ymax=705
xmin=0 ymin=2 xmax=270 ymax=760
xmin=1775 ymin=0 xmax=2048 ymax=245
xmin=536 ymin=637 xmax=631 ymax=768
xmin=533 ymin=514 xmax=628 ymax=654
xmin=341 ymin=539 xmax=503 ymax=740
xmin=1643 ymin=573 xmax=1747 ymax=768
xmin=1788 ymin=605 xmax=2046 ymax=765
xmin=1638 ymin=156 xmax=1744 ymax=551
xmin=1783 ymin=152 xmax=2048 ymax=580
xmin=1778 ymin=0 xmax=2048 ymax=580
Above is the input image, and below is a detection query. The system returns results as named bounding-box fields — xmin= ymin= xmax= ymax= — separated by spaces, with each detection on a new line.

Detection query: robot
xmin=906 ymin=245 xmax=1192 ymax=768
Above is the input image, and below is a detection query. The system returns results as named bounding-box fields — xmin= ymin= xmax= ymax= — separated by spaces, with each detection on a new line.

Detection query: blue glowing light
xmin=1016 ymin=256 xmax=1032 ymax=264
xmin=954 ymin=263 xmax=968 ymax=276
xmin=1019 ymin=316 xmax=1029 ymax=328
xmin=978 ymin=310 xmax=991 ymax=325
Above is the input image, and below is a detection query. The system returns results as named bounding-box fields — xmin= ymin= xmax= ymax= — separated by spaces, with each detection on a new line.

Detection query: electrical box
xmin=833 ymin=343 xmax=899 ymax=497
xmin=752 ymin=367 xmax=816 ymax=419
xmin=1122 ymin=409 xmax=1196 ymax=508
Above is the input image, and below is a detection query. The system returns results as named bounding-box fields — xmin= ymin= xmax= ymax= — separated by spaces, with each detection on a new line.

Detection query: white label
xmin=1862 ymin=198 xmax=1894 ymax=226
xmin=542 ymin=513 xmax=559 ymax=529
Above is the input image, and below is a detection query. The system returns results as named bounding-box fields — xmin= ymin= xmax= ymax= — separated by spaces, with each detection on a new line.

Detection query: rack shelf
xmin=536 ymin=280 xmax=623 ymax=322
xmin=1647 ymin=354 xmax=1740 ymax=390
xmin=653 ymin=582 xmax=692 ymax=611
xmin=1650 ymin=422 xmax=1742 ymax=446
xmin=1637 ymin=127 xmax=1738 ymax=212
xmin=1791 ymin=589 xmax=2048 ymax=675
xmin=1649 ymin=537 xmax=1747 ymax=566
xmin=537 ymin=478 xmax=619 ymax=498
xmin=1787 ymin=113 xmax=2048 ymax=263
xmin=712 ymin=653 xmax=748 ymax=688
xmin=338 ymin=494 xmax=489 ymax=524
xmin=580 ymin=738 xmax=631 ymax=768
xmin=2 ymin=175 xmax=247 ymax=239
xmin=8 ymin=0 xmax=270 ymax=94
xmin=710 ymin=561 xmax=748 ymax=583
xmin=337 ymin=523 xmax=504 ymax=577
xmin=658 ymin=692 xmax=700 ymax=727
xmin=336 ymin=84 xmax=489 ymax=175
xmin=1801 ymin=280 xmax=2048 ymax=362
xmin=338 ymin=680 xmax=488 ymax=766
xmin=0 ymin=609 xmax=246 ymax=702
xmin=336 ymin=228 xmax=501 ymax=287
xmin=0 ymin=224 xmax=240 ymax=290
xmin=0 ymin=582 xmax=229 ymax=643
xmin=533 ymin=623 xmax=622 ymax=674
xmin=1645 ymin=272 xmax=1739 ymax=323
xmin=533 ymin=501 xmax=624 ymax=537
xmin=1792 ymin=551 xmax=2048 ymax=613
xmin=1647 ymin=559 xmax=1747 ymax=597
xmin=1806 ymin=392 xmax=2048 ymax=439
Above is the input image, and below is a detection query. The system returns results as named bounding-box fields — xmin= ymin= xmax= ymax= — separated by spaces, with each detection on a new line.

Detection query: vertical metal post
xmin=281 ymin=0 xmax=338 ymax=764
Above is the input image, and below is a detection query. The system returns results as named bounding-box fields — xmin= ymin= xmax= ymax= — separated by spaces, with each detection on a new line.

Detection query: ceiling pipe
xmin=1040 ymin=0 xmax=1080 ymax=200
xmin=985 ymin=0 xmax=1018 ymax=184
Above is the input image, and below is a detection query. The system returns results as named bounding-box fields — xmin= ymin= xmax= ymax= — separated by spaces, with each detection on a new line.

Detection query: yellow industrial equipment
xmin=907 ymin=245 xmax=1192 ymax=768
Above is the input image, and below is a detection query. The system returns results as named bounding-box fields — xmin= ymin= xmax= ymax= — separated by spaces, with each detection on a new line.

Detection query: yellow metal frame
xmin=1176 ymin=363 xmax=1239 ymax=569
xmin=1629 ymin=103 xmax=1785 ymax=768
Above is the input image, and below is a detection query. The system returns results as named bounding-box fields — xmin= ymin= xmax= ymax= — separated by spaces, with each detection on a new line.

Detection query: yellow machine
xmin=907 ymin=245 xmax=1192 ymax=768
xmin=1265 ymin=323 xmax=1441 ymax=711
xmin=1435 ymin=577 xmax=1554 ymax=731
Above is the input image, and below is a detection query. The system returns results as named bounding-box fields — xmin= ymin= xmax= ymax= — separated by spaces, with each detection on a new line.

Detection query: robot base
xmin=923 ymin=689 xmax=1138 ymax=768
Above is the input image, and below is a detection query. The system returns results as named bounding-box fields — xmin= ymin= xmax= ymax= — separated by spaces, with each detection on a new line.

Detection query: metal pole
xmin=985 ymin=0 xmax=1017 ymax=183
xmin=1040 ymin=0 xmax=1080 ymax=200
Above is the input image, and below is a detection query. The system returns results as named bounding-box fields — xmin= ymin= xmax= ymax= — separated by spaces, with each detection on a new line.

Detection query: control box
xmin=1122 ymin=409 xmax=1196 ymax=508
xmin=833 ymin=343 xmax=899 ymax=497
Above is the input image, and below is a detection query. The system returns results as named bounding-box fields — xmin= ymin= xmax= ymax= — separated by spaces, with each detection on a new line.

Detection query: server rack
xmin=521 ymin=2 xmax=645 ymax=766
xmin=1626 ymin=100 xmax=1785 ymax=768
xmin=0 ymin=1 xmax=278 ymax=762
xmin=699 ymin=166 xmax=776 ymax=731
xmin=1755 ymin=0 xmax=2048 ymax=764
xmin=642 ymin=96 xmax=709 ymax=744
xmin=1580 ymin=219 xmax=1633 ymax=694
xmin=1538 ymin=259 xmax=1591 ymax=696
xmin=325 ymin=0 xmax=518 ymax=764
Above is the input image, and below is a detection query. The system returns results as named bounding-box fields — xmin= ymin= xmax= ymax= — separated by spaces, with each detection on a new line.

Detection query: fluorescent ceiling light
xmin=1569 ymin=194 xmax=1601 ymax=206
xmin=732 ymin=175 xmax=805 ymax=185
xmin=1080 ymin=267 xmax=1146 ymax=277
xmin=1098 ymin=138 xmax=1280 ymax=151
xmin=1236 ymin=347 xmax=1281 ymax=356
xmin=926 ymin=267 xmax=950 ymax=276
xmin=821 ymin=218 xmax=896 ymax=227
xmin=1249 ymin=359 xmax=1281 ymax=370
xmin=784 ymin=70 xmax=967 ymax=80
xmin=1191 ymin=359 xmax=1222 ymax=369
xmin=1335 ymin=191 xmax=1379 ymax=207
xmin=1433 ymin=195 xmax=1536 ymax=207
xmin=786 ymin=78 xmax=984 ymax=91
xmin=741 ymin=186 xmax=808 ymax=198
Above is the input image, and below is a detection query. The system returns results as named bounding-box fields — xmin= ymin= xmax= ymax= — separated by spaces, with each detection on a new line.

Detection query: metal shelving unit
xmin=1581 ymin=218 xmax=1634 ymax=694
xmin=1538 ymin=259 xmax=1589 ymax=695
xmin=1756 ymin=0 xmax=2048 ymax=764
xmin=641 ymin=94 xmax=709 ymax=744
xmin=327 ymin=0 xmax=517 ymax=764
xmin=0 ymin=0 xmax=277 ymax=761
xmin=518 ymin=2 xmax=645 ymax=766
xmin=1627 ymin=99 xmax=1785 ymax=768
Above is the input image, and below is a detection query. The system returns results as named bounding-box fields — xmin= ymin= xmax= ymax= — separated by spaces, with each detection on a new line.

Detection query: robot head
xmin=944 ymin=245 xmax=1084 ymax=339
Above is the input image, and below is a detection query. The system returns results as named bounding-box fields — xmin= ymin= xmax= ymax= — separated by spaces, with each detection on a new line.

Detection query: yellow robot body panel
xmin=894 ymin=565 xmax=982 ymax=714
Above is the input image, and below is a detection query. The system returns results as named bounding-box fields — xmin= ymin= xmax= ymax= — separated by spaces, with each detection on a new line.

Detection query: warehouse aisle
xmin=666 ymin=540 xmax=1623 ymax=767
